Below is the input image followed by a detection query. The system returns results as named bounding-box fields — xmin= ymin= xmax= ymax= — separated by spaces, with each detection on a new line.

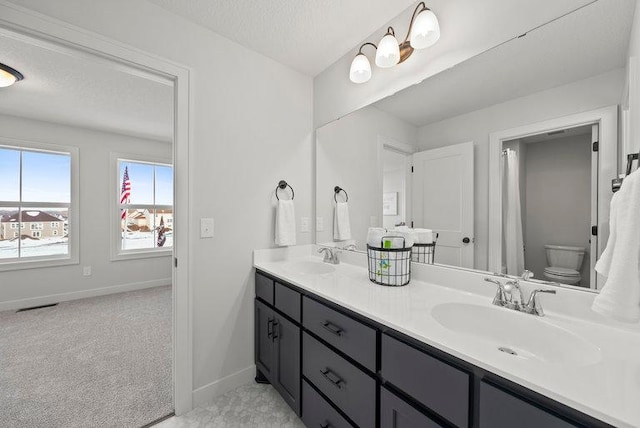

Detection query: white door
xmin=412 ymin=142 xmax=474 ymax=268
xmin=590 ymin=123 xmax=599 ymax=289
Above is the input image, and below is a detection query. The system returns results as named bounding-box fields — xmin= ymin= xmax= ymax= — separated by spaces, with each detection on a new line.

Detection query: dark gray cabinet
xmin=255 ymin=269 xmax=612 ymax=428
xmin=254 ymin=275 xmax=301 ymax=416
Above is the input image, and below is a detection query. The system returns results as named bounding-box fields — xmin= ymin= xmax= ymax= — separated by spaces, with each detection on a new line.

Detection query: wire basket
xmin=410 ymin=233 xmax=439 ymax=264
xmin=366 ymin=236 xmax=412 ymax=286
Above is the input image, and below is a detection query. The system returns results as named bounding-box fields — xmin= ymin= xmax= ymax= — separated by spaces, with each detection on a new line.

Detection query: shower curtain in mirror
xmin=502 ymin=149 xmax=525 ymax=275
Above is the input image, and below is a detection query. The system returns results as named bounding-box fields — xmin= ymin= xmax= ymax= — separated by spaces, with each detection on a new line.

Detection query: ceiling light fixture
xmin=349 ymin=2 xmax=440 ymax=84
xmin=0 ymin=63 xmax=24 ymax=88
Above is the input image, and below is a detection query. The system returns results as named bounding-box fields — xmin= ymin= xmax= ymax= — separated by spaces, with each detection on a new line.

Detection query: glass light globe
xmin=0 ymin=68 xmax=18 ymax=88
xmin=375 ymin=33 xmax=400 ymax=68
xmin=349 ymin=53 xmax=372 ymax=83
xmin=410 ymin=9 xmax=440 ymax=49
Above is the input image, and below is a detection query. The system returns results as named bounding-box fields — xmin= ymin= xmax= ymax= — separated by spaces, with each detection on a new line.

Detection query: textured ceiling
xmin=0 ymin=33 xmax=173 ymax=141
xmin=145 ymin=0 xmax=417 ymax=76
xmin=373 ymin=0 xmax=633 ymax=127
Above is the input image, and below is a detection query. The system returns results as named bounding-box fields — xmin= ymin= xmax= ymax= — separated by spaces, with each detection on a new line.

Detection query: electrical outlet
xmin=83 ymin=266 xmax=92 ymax=276
xmin=300 ymin=217 xmax=310 ymax=233
xmin=316 ymin=217 xmax=324 ymax=232
xmin=200 ymin=218 xmax=214 ymax=238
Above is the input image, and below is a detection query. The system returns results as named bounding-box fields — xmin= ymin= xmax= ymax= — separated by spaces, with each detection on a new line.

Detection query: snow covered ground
xmin=0 ymin=237 xmax=68 ymax=259
xmin=122 ymin=231 xmax=173 ymax=250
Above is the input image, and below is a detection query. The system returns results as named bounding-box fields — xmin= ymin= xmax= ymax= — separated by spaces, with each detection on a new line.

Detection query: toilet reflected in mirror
xmin=544 ymin=245 xmax=585 ymax=285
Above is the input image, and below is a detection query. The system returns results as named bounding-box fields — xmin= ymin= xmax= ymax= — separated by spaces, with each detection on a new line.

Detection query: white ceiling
xmin=145 ymin=0 xmax=417 ymax=76
xmin=373 ymin=0 xmax=634 ymax=127
xmin=0 ymin=32 xmax=174 ymax=142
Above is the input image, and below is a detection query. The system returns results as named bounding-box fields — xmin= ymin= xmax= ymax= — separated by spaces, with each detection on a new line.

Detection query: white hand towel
xmin=413 ymin=228 xmax=434 ymax=244
xmin=367 ymin=227 xmax=386 ymax=247
xmin=333 ymin=202 xmax=352 ymax=241
xmin=592 ymin=169 xmax=640 ymax=322
xmin=275 ymin=200 xmax=296 ymax=247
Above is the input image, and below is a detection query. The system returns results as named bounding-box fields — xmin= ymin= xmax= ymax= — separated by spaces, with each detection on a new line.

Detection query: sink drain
xmin=498 ymin=347 xmax=518 ymax=356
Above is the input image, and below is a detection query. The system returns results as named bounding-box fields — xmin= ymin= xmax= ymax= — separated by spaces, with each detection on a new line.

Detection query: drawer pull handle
xmin=267 ymin=318 xmax=274 ymax=339
xmin=272 ymin=320 xmax=279 ymax=341
xmin=320 ymin=423 xmax=332 ymax=428
xmin=321 ymin=321 xmax=343 ymax=337
xmin=320 ymin=368 xmax=344 ymax=389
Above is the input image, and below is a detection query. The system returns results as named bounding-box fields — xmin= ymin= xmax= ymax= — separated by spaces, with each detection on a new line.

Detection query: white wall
xmin=316 ymin=106 xmax=417 ymax=249
xmin=0 ymin=114 xmax=172 ymax=308
xmin=313 ymin=0 xmax=595 ymax=128
xmin=1 ymin=0 xmax=314 ymax=403
xmin=523 ymin=134 xmax=592 ymax=287
xmin=417 ymin=68 xmax=625 ymax=271
xmin=624 ymin=0 xmax=640 ymax=160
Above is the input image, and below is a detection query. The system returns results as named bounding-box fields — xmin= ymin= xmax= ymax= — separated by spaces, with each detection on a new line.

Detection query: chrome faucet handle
xmin=505 ymin=279 xmax=526 ymax=307
xmin=524 ymin=289 xmax=557 ymax=316
xmin=521 ymin=270 xmax=533 ymax=281
xmin=317 ymin=247 xmax=333 ymax=262
xmin=343 ymin=244 xmax=357 ymax=251
xmin=484 ymin=278 xmax=507 ymax=306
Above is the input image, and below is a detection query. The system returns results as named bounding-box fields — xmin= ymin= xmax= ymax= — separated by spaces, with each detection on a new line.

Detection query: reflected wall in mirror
xmin=315 ymin=0 xmax=634 ymax=291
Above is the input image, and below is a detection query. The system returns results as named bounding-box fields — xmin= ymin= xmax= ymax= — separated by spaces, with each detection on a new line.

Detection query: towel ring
xmin=334 ymin=186 xmax=348 ymax=203
xmin=275 ymin=180 xmax=294 ymax=200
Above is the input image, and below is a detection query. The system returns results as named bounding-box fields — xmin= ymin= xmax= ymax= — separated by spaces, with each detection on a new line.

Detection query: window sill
xmin=111 ymin=249 xmax=173 ymax=262
xmin=0 ymin=255 xmax=79 ymax=272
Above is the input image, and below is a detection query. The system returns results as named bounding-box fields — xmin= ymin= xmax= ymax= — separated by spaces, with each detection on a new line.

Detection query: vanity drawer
xmin=302 ymin=380 xmax=353 ymax=428
xmin=255 ymin=272 xmax=274 ymax=305
xmin=303 ymin=296 xmax=376 ymax=372
xmin=479 ymin=381 xmax=578 ymax=428
xmin=275 ymin=282 xmax=301 ymax=322
xmin=303 ymin=332 xmax=376 ymax=428
xmin=381 ymin=386 xmax=444 ymax=428
xmin=381 ymin=334 xmax=470 ymax=428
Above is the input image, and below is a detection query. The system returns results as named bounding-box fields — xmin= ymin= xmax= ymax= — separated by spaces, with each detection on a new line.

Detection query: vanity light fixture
xmin=0 ymin=63 xmax=24 ymax=88
xmin=349 ymin=2 xmax=440 ymax=83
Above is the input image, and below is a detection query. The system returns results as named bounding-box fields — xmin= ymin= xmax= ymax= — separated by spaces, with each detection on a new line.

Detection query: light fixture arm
xmin=403 ymin=1 xmax=429 ymax=43
xmin=357 ymin=42 xmax=378 ymax=55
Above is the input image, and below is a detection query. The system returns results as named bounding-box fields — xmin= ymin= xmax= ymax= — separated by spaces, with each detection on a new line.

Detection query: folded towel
xmin=333 ymin=202 xmax=352 ymax=241
xmin=367 ymin=228 xmax=386 ymax=247
xmin=592 ymin=169 xmax=640 ymax=322
xmin=413 ymin=228 xmax=434 ymax=244
xmin=275 ymin=200 xmax=296 ymax=246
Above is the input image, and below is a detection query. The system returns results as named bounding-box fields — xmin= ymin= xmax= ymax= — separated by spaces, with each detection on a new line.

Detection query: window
xmin=0 ymin=142 xmax=76 ymax=268
xmin=116 ymin=158 xmax=173 ymax=257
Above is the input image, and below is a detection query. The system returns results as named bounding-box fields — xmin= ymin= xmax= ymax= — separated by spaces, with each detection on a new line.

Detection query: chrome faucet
xmin=318 ymin=247 xmax=340 ymax=264
xmin=484 ymin=277 xmax=556 ymax=316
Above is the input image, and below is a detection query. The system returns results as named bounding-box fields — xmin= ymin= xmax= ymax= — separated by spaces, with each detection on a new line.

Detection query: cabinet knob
xmin=462 ymin=237 xmax=471 ymax=244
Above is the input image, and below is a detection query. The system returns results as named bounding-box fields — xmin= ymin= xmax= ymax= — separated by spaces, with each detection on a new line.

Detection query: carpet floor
xmin=0 ymin=286 xmax=172 ymax=428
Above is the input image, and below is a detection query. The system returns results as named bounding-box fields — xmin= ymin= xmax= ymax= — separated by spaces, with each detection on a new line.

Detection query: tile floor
xmin=155 ymin=383 xmax=305 ymax=428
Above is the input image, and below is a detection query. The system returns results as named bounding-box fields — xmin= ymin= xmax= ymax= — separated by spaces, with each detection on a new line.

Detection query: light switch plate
xmin=83 ymin=266 xmax=92 ymax=276
xmin=316 ymin=217 xmax=324 ymax=232
xmin=300 ymin=217 xmax=310 ymax=233
xmin=200 ymin=218 xmax=214 ymax=238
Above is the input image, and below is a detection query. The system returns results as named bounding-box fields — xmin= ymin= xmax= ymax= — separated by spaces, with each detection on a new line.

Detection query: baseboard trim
xmin=0 ymin=278 xmax=171 ymax=312
xmin=192 ymin=365 xmax=255 ymax=408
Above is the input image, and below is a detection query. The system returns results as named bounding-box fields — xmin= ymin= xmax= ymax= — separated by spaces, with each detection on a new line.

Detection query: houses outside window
xmin=115 ymin=157 xmax=173 ymax=259
xmin=0 ymin=142 xmax=78 ymax=269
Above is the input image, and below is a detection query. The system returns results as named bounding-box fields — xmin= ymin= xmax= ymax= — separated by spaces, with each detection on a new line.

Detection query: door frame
xmin=488 ymin=106 xmax=617 ymax=290
xmin=0 ymin=2 xmax=194 ymax=414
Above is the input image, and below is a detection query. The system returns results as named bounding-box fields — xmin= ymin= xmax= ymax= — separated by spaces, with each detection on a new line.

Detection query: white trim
xmin=192 ymin=365 xmax=255 ymax=407
xmin=0 ymin=3 xmax=193 ymax=414
xmin=110 ymin=152 xmax=174 ymax=261
xmin=0 ymin=137 xmax=79 ymax=271
xmin=488 ymin=106 xmax=618 ymax=291
xmin=0 ymin=278 xmax=171 ymax=312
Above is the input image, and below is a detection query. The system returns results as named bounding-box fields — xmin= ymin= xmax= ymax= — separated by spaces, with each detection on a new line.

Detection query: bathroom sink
xmin=431 ymin=303 xmax=601 ymax=366
xmin=283 ymin=260 xmax=336 ymax=275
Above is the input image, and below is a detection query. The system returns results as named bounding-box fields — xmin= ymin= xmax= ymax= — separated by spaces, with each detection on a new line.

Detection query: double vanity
xmin=254 ymin=245 xmax=640 ymax=428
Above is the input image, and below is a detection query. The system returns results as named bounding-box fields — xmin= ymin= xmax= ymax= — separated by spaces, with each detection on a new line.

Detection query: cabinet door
xmin=381 ymin=387 xmax=444 ymax=428
xmin=272 ymin=314 xmax=301 ymax=415
xmin=255 ymin=299 xmax=275 ymax=381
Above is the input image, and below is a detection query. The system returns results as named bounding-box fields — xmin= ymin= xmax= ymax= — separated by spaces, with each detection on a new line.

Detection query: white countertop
xmin=254 ymin=245 xmax=640 ymax=428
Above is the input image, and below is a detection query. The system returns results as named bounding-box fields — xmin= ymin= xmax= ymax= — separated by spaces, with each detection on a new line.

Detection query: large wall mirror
xmin=316 ymin=0 xmax=633 ymax=292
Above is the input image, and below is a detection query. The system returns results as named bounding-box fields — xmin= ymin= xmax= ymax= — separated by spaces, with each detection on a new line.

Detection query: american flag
xmin=120 ymin=166 xmax=131 ymax=220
